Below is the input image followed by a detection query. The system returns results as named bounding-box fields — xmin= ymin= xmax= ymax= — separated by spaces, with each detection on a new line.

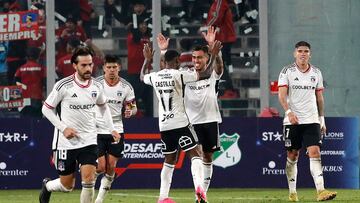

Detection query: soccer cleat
xmin=157 ymin=197 xmax=176 ymax=203
xmin=288 ymin=192 xmax=299 ymax=202
xmin=195 ymin=186 xmax=207 ymax=203
xmin=316 ymin=189 xmax=337 ymax=201
xmin=39 ymin=178 xmax=52 ymax=203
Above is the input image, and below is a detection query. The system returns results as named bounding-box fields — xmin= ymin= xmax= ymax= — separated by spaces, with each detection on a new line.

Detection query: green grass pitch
xmin=0 ymin=188 xmax=359 ymax=203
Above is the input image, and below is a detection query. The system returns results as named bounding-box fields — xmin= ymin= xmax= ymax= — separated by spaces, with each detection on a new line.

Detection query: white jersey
xmin=44 ymin=75 xmax=106 ymax=150
xmin=96 ymin=76 xmax=135 ymax=134
xmin=184 ymin=70 xmax=222 ymax=124
xmin=278 ymin=63 xmax=324 ymax=125
xmin=143 ymin=68 xmax=198 ymax=131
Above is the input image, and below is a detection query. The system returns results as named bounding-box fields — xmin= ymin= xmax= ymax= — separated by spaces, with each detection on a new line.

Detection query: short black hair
xmin=192 ymin=45 xmax=209 ymax=56
xmin=71 ymin=46 xmax=94 ymax=64
xmin=164 ymin=50 xmax=180 ymax=62
xmin=295 ymin=41 xmax=311 ymax=49
xmin=104 ymin=55 xmax=121 ymax=64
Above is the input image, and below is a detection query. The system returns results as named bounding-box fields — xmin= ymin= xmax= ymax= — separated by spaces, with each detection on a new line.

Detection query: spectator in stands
xmin=56 ymin=38 xmax=81 ymax=79
xmin=105 ymin=0 xmax=150 ymax=28
xmin=14 ymin=47 xmax=46 ymax=117
xmin=56 ymin=16 xmax=88 ymax=59
xmin=5 ymin=0 xmax=27 ymax=85
xmin=79 ymin=0 xmax=96 ymax=39
xmin=56 ymin=39 xmax=103 ymax=79
xmin=104 ymin=0 xmax=129 ymax=25
xmin=28 ymin=3 xmax=46 ymax=64
xmin=206 ymin=0 xmax=237 ymax=97
xmin=0 ymin=41 xmax=9 ymax=86
xmin=127 ymin=19 xmax=152 ymax=116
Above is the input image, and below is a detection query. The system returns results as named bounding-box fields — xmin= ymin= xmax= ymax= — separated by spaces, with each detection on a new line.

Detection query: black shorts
xmin=283 ymin=123 xmax=321 ymax=151
xmin=193 ymin=122 xmax=221 ymax=153
xmin=53 ymin=145 xmax=98 ymax=176
xmin=97 ymin=133 xmax=125 ymax=158
xmin=161 ymin=125 xmax=198 ymax=154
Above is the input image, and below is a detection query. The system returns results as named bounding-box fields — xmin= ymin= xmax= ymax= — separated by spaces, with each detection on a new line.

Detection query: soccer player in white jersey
xmin=141 ymin=38 xmax=221 ymax=203
xmin=39 ymin=47 xmax=120 ymax=203
xmin=184 ymin=26 xmax=224 ymax=198
xmin=278 ymin=41 xmax=337 ymax=202
xmin=94 ymin=55 xmax=137 ymax=203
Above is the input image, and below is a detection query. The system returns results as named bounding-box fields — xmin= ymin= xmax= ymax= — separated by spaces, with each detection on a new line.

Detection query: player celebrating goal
xmin=39 ymin=47 xmax=120 ymax=203
xmin=278 ymin=41 xmax=337 ymax=202
xmin=94 ymin=55 xmax=137 ymax=203
xmin=141 ymin=34 xmax=222 ymax=203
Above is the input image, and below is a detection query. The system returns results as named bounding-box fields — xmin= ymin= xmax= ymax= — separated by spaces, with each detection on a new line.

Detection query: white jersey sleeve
xmin=278 ymin=66 xmax=290 ymax=87
xmin=316 ymin=69 xmax=324 ymax=90
xmin=180 ymin=68 xmax=198 ymax=83
xmin=143 ymin=72 xmax=156 ymax=86
xmin=44 ymin=81 xmax=65 ymax=108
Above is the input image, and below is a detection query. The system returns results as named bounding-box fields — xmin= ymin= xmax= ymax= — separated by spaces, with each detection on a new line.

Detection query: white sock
xmin=310 ymin=157 xmax=325 ymax=192
xmin=286 ymin=158 xmax=298 ymax=193
xmin=202 ymin=162 xmax=213 ymax=194
xmin=95 ymin=174 xmax=114 ymax=203
xmin=159 ymin=163 xmax=175 ymax=200
xmin=191 ymin=157 xmax=204 ymax=190
xmin=46 ymin=178 xmax=72 ymax=192
xmin=80 ymin=182 xmax=95 ymax=203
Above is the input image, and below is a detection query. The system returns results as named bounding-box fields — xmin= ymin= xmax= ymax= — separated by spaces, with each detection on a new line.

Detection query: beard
xmin=79 ymin=71 xmax=92 ymax=80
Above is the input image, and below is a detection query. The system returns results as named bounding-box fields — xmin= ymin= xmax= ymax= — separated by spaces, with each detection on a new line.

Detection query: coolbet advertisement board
xmin=0 ymin=117 xmax=358 ymax=189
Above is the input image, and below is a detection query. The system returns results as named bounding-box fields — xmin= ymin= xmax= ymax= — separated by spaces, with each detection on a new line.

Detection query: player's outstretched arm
xmin=202 ymin=26 xmax=217 ymax=46
xmin=140 ymin=43 xmax=154 ymax=81
xmin=157 ymin=33 xmax=170 ymax=51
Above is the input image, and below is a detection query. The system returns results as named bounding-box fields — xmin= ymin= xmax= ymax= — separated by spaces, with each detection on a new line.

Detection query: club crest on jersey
xmin=57 ymin=161 xmax=65 ymax=171
xmin=91 ymin=91 xmax=97 ymax=98
xmin=213 ymin=133 xmax=241 ymax=168
xmin=117 ymin=91 xmax=122 ymax=97
xmin=311 ymin=76 xmax=316 ymax=83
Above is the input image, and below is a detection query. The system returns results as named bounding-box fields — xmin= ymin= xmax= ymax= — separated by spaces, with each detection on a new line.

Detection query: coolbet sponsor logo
xmin=123 ymin=143 xmax=164 ymax=159
xmin=262 ymin=131 xmax=283 ymax=142
xmin=69 ymin=104 xmax=95 ymax=109
xmin=324 ymin=132 xmax=344 ymax=140
xmin=262 ymin=161 xmax=285 ymax=175
xmin=213 ymin=133 xmax=241 ymax=168
xmin=291 ymin=85 xmax=315 ymax=90
xmin=0 ymin=162 xmax=29 ymax=176
xmin=0 ymin=132 xmax=28 ymax=143
xmin=321 ymin=150 xmax=345 ymax=156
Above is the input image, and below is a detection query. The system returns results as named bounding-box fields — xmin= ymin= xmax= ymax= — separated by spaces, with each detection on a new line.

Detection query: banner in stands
xmin=0 ymin=10 xmax=39 ymax=41
xmin=0 ymin=85 xmax=23 ymax=109
xmin=0 ymin=117 xmax=358 ymax=189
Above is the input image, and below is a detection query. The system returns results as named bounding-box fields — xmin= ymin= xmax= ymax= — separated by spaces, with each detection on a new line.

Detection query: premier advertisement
xmin=0 ymin=117 xmax=358 ymax=189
